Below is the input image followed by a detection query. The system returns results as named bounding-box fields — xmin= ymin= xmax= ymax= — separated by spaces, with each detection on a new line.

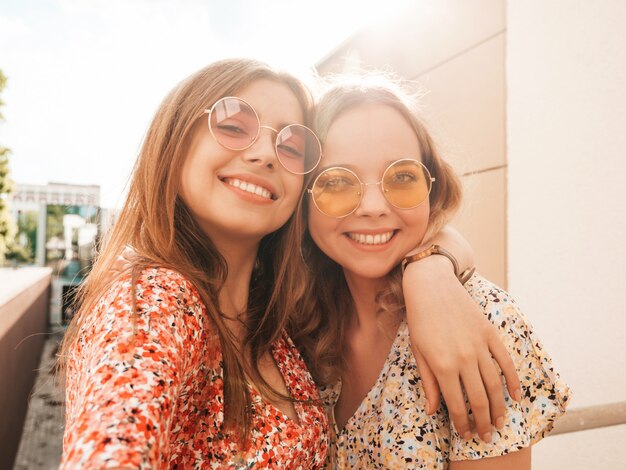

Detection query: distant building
xmin=10 ymin=182 xmax=99 ymax=213
xmin=8 ymin=182 xmax=101 ymax=325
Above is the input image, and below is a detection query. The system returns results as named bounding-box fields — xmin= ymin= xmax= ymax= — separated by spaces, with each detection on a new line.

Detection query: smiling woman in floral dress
xmin=60 ymin=58 xmax=330 ymax=469
xmin=297 ymin=76 xmax=571 ymax=468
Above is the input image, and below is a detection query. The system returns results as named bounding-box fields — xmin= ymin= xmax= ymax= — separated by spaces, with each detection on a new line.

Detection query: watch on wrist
xmin=401 ymin=244 xmax=476 ymax=285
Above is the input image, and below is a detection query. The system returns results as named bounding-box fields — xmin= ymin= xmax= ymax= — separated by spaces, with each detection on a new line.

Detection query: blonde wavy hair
xmin=290 ymin=74 xmax=463 ymax=387
xmin=60 ymin=58 xmax=315 ymax=441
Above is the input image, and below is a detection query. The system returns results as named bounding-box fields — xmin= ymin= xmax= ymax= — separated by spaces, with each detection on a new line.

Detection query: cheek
xmin=406 ymin=203 xmax=431 ymax=242
xmin=178 ymin=159 xmax=195 ymax=206
xmin=179 ymin=152 xmax=209 ymax=199
xmin=307 ymin=209 xmax=331 ymax=249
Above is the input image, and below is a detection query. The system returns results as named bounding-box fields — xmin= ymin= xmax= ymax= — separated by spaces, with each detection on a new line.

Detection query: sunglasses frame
xmin=204 ymin=96 xmax=322 ymax=175
xmin=307 ymin=158 xmax=436 ymax=218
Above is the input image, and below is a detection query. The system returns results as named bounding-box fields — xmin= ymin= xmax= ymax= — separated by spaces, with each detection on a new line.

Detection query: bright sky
xmin=0 ymin=0 xmax=408 ymax=208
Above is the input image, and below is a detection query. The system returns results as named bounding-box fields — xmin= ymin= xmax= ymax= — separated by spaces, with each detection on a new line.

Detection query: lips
xmin=220 ymin=176 xmax=277 ymax=200
xmin=346 ymin=230 xmax=395 ymax=245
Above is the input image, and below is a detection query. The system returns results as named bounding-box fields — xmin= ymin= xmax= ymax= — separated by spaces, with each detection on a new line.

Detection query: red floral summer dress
xmin=61 ymin=267 xmax=329 ymax=469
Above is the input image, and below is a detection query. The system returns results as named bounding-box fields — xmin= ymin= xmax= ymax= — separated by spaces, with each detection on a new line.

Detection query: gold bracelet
xmin=401 ymin=244 xmax=476 ymax=285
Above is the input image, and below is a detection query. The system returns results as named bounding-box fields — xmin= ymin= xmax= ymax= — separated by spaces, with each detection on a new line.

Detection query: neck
xmin=214 ymin=238 xmax=260 ymax=320
xmin=342 ymin=271 xmax=388 ymax=332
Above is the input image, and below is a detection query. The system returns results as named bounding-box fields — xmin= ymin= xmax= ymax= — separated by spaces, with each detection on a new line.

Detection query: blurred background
xmin=0 ymin=0 xmax=624 ymax=468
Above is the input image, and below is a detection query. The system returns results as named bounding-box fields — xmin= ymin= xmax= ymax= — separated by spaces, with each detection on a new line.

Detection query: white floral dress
xmin=321 ymin=273 xmax=571 ymax=469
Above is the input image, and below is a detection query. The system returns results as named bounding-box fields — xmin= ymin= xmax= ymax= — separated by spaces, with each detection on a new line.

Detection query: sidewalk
xmin=14 ymin=330 xmax=65 ymax=470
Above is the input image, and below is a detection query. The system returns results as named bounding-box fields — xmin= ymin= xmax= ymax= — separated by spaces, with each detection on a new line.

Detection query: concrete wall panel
xmin=318 ymin=0 xmax=505 ymax=78
xmin=418 ymin=34 xmax=506 ymax=174
xmin=453 ymin=168 xmax=507 ymax=287
xmin=0 ymin=268 xmax=52 ymax=469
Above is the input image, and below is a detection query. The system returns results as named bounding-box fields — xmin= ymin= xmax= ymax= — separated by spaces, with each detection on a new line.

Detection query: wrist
xmin=402 ymin=244 xmax=475 ymax=285
xmin=402 ymin=254 xmax=458 ymax=286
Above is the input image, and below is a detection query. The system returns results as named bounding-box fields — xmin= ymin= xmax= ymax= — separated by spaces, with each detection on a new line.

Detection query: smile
xmin=347 ymin=231 xmax=395 ymax=245
xmin=222 ymin=178 xmax=275 ymax=200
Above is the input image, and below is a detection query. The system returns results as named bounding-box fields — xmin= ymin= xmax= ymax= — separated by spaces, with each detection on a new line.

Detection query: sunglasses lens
xmin=382 ymin=160 xmax=432 ymax=208
xmin=276 ymin=125 xmax=322 ymax=174
xmin=209 ymin=98 xmax=259 ymax=150
xmin=311 ymin=168 xmax=361 ymax=217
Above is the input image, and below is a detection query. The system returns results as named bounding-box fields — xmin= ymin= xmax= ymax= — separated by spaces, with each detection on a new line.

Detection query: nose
xmin=353 ymin=182 xmax=391 ymax=217
xmin=242 ymin=126 xmax=277 ymax=170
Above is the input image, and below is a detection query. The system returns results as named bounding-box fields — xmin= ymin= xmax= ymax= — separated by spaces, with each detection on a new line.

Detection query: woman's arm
xmin=402 ymin=226 xmax=521 ymax=442
xmin=61 ymin=268 xmax=199 ymax=469
xmin=449 ymin=447 xmax=531 ymax=470
xmin=427 ymin=271 xmax=568 ymax=467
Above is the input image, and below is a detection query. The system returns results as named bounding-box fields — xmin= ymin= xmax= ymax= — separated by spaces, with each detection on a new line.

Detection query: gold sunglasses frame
xmin=307 ymin=158 xmax=436 ymax=218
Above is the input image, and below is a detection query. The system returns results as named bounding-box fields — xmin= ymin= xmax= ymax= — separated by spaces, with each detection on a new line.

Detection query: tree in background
xmin=13 ymin=210 xmax=37 ymax=263
xmin=0 ymin=68 xmax=18 ymax=265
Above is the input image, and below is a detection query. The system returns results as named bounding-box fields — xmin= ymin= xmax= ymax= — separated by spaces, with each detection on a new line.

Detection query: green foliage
xmin=0 ymin=69 xmax=6 ymax=121
xmin=47 ymin=204 xmax=66 ymax=240
xmin=0 ymin=67 xmax=18 ymax=264
xmin=7 ymin=210 xmax=37 ymax=263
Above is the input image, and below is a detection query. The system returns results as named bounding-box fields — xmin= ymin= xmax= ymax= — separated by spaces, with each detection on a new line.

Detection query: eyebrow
xmin=316 ymin=158 xmax=420 ymax=173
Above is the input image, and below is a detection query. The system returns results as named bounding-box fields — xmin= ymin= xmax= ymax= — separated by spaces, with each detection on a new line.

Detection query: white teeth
xmin=348 ymin=231 xmax=394 ymax=245
xmin=225 ymin=178 xmax=273 ymax=200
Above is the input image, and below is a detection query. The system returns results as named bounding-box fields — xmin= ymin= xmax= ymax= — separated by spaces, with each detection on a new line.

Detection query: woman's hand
xmin=105 ymin=245 xmax=137 ymax=284
xmin=403 ymin=256 xmax=521 ymax=443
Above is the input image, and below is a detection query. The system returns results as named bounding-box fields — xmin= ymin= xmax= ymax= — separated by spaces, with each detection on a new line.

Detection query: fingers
xmin=477 ymin=352 xmax=506 ymax=431
xmin=112 ymin=255 xmax=129 ymax=273
xmin=489 ymin=337 xmax=522 ymax=402
xmin=112 ymin=245 xmax=137 ymax=274
xmin=413 ymin=348 xmax=440 ymax=414
xmin=438 ymin=376 xmax=473 ymax=440
xmin=459 ymin=366 xmax=492 ymax=442
xmin=121 ymin=245 xmax=136 ymax=260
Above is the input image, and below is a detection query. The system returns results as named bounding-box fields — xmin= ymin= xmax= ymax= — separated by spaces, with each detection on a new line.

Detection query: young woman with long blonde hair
xmin=60 ymin=58 xmax=330 ymax=468
xmin=298 ymin=76 xmax=570 ymax=468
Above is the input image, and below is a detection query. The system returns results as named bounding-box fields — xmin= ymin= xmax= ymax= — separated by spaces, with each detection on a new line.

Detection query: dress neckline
xmin=333 ymin=321 xmax=407 ymax=434
xmin=246 ymin=332 xmax=306 ymax=428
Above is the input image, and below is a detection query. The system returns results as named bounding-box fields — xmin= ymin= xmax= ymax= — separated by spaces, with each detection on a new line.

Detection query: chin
xmin=344 ymin=264 xmax=396 ymax=281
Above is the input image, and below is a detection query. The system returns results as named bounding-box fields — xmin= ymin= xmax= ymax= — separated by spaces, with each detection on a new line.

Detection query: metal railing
xmin=551 ymin=401 xmax=626 ymax=435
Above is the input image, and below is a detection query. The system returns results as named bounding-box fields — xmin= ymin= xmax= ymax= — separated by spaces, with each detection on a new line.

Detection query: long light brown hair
xmin=290 ymin=75 xmax=463 ymax=387
xmin=60 ymin=58 xmax=314 ymax=441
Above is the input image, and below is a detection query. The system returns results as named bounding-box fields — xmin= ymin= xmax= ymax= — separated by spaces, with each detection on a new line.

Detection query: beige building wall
xmin=317 ymin=0 xmax=508 ymax=287
xmin=508 ymin=0 xmax=626 ymax=409
xmin=507 ymin=1 xmax=626 ymax=467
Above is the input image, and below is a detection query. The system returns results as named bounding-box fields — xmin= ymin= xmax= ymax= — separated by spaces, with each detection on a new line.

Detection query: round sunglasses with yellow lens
xmin=308 ymin=159 xmax=435 ymax=218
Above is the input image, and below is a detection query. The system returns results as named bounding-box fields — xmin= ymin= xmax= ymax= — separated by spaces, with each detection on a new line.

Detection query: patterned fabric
xmin=321 ymin=273 xmax=571 ymax=469
xmin=62 ymin=267 xmax=329 ymax=469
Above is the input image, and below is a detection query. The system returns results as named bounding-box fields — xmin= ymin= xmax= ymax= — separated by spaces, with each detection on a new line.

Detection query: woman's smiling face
xmin=308 ymin=103 xmax=431 ymax=281
xmin=179 ymin=79 xmax=305 ymax=246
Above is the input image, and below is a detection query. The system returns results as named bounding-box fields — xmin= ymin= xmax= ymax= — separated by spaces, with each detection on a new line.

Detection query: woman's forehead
xmin=322 ymin=103 xmax=421 ymax=169
xmin=235 ymin=78 xmax=304 ymax=126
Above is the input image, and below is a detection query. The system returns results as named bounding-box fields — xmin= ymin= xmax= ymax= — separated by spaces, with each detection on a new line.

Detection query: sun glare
xmin=0 ymin=0 xmax=413 ymax=208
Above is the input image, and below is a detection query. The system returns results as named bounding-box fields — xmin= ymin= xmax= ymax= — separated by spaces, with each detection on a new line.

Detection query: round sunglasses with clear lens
xmin=205 ymin=96 xmax=322 ymax=175
xmin=308 ymin=159 xmax=435 ymax=218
